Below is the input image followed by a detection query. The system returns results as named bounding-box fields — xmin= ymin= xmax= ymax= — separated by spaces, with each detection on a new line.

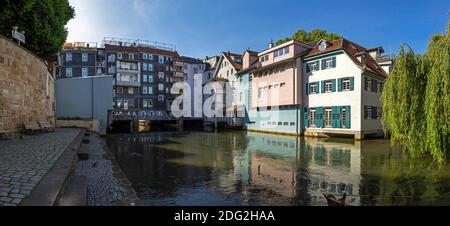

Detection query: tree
xmin=0 ymin=0 xmax=74 ymax=60
xmin=0 ymin=0 xmax=36 ymax=36
xmin=424 ymin=31 xmax=450 ymax=163
xmin=381 ymin=25 xmax=450 ymax=164
xmin=276 ymin=29 xmax=342 ymax=46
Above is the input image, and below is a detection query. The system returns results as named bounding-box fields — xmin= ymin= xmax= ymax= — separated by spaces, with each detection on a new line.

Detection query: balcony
xmin=117 ymin=66 xmax=140 ymax=74
xmin=174 ymin=61 xmax=184 ymax=67
xmin=116 ymin=79 xmax=140 ymax=87
xmin=174 ymin=72 xmax=184 ymax=78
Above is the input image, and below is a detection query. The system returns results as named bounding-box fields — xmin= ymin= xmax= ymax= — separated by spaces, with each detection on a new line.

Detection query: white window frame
xmin=82 ymin=53 xmax=88 ymax=62
xmin=66 ymin=53 xmax=72 ymax=62
xmin=143 ymin=86 xmax=148 ymax=94
xmin=82 ymin=67 xmax=88 ymax=77
xmin=128 ymin=87 xmax=134 ymax=94
xmin=343 ymin=79 xmax=351 ymax=91
xmin=325 ymin=108 xmax=332 ymax=127
xmin=309 ymin=109 xmax=317 ymax=127
xmin=148 ymin=64 xmax=153 ymax=71
xmin=158 ymin=95 xmax=164 ymax=101
xmin=310 ymin=83 xmax=317 ymax=94
xmin=159 ymin=56 xmax=164 ymax=64
xmin=325 ymin=81 xmax=332 ymax=93
xmin=143 ymin=53 xmax=148 ymax=60
xmin=66 ymin=68 xmax=72 ymax=77
xmin=118 ymin=53 xmax=122 ymax=59
xmin=158 ymin=83 xmax=164 ymax=91
xmin=324 ymin=58 xmax=333 ymax=69
xmin=148 ymin=86 xmax=153 ymax=94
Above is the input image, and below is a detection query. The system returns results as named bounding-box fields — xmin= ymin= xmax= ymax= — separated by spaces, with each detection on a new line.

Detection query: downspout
xmin=293 ymin=60 xmax=298 ymax=136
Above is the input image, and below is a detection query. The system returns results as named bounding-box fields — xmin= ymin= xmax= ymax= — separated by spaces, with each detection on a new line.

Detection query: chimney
xmin=269 ymin=39 xmax=274 ymax=48
xmin=227 ymin=51 xmax=230 ymax=56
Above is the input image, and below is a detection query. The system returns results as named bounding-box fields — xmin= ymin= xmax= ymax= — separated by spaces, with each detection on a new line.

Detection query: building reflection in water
xmin=106 ymin=131 xmax=450 ymax=206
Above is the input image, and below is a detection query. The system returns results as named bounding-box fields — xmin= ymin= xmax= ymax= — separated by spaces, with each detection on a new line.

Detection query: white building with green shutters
xmin=302 ymin=39 xmax=391 ymax=140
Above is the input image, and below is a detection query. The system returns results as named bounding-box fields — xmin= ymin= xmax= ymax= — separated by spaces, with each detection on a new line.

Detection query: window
xmin=324 ymin=58 xmax=333 ymax=69
xmin=364 ymin=77 xmax=371 ymax=91
xmin=81 ymin=53 xmax=88 ymax=62
xmin=118 ymin=53 xmax=122 ymax=59
xmin=341 ymin=107 xmax=348 ymax=127
xmin=148 ymin=64 xmax=153 ymax=71
xmin=143 ymin=75 xmax=148 ymax=82
xmin=148 ymin=86 xmax=153 ymax=94
xmin=342 ymin=78 xmax=351 ymax=91
xmin=82 ymin=68 xmax=88 ymax=77
xmin=158 ymin=72 xmax=164 ymax=79
xmin=165 ymin=88 xmax=169 ymax=93
xmin=309 ymin=109 xmax=317 ymax=127
xmin=158 ymin=95 xmax=164 ymax=101
xmin=377 ymin=107 xmax=382 ymax=119
xmin=290 ymin=122 xmax=295 ymax=126
xmin=143 ymin=100 xmax=148 ymax=108
xmin=307 ymin=61 xmax=319 ymax=72
xmin=325 ymin=108 xmax=332 ymax=127
xmin=258 ymin=88 xmax=263 ymax=98
xmin=108 ymin=54 xmax=116 ymax=62
xmin=66 ymin=68 xmax=72 ymax=77
xmin=143 ymin=63 xmax=148 ymax=71
xmin=108 ymin=66 xmax=116 ymax=74
xmin=364 ymin=106 xmax=372 ymax=120
xmin=310 ymin=83 xmax=318 ymax=94
xmin=129 ymin=54 xmax=134 ymax=60
xmin=159 ymin=56 xmax=164 ymax=64
xmin=148 ymin=75 xmax=154 ymax=82
xmin=143 ymin=86 xmax=148 ymax=94
xmin=325 ymin=81 xmax=332 ymax=93
xmin=66 ymin=53 xmax=72 ymax=61
xmin=283 ymin=122 xmax=289 ymax=126
xmin=158 ymin=83 xmax=164 ymax=91
xmin=280 ymin=83 xmax=286 ymax=88
xmin=117 ymin=87 xmax=123 ymax=94
xmin=128 ymin=87 xmax=134 ymax=94
xmin=143 ymin=54 xmax=148 ymax=60
xmin=117 ymin=100 xmax=122 ymax=108
xmin=372 ymin=80 xmax=378 ymax=93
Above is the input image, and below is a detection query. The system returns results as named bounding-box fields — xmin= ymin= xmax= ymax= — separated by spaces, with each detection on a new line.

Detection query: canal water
xmin=106 ymin=131 xmax=450 ymax=206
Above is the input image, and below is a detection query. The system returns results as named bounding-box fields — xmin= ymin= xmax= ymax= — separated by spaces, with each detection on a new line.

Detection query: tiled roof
xmin=305 ymin=39 xmax=388 ymax=77
xmin=222 ymin=52 xmax=243 ymax=70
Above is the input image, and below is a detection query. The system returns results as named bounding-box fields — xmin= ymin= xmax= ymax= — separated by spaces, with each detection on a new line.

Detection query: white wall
xmin=304 ymin=51 xmax=363 ymax=131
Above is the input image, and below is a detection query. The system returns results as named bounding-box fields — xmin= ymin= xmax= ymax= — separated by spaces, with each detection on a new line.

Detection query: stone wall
xmin=0 ymin=36 xmax=55 ymax=133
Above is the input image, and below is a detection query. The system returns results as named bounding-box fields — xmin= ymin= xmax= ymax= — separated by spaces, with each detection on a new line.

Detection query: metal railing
xmin=102 ymin=37 xmax=175 ymax=52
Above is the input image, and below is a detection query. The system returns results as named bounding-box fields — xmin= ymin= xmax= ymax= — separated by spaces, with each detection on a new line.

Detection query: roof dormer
xmin=318 ymin=40 xmax=328 ymax=51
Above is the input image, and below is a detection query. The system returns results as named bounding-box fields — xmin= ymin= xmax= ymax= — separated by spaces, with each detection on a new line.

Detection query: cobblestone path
xmin=0 ymin=129 xmax=81 ymax=206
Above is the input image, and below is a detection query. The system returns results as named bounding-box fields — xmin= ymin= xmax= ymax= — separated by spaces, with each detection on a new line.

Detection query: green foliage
xmin=276 ymin=29 xmax=342 ymax=46
xmin=424 ymin=32 xmax=450 ymax=163
xmin=381 ymin=28 xmax=450 ymax=164
xmin=0 ymin=0 xmax=74 ymax=60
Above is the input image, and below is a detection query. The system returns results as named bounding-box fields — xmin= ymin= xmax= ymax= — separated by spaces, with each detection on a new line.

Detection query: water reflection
xmin=106 ymin=131 xmax=450 ymax=206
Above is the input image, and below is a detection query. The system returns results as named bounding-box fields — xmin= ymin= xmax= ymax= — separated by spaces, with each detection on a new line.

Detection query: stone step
xmin=57 ymin=176 xmax=87 ymax=206
xmin=77 ymin=146 xmax=90 ymax=160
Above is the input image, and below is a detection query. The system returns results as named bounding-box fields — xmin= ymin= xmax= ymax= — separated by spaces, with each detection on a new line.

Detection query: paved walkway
xmin=0 ymin=128 xmax=81 ymax=206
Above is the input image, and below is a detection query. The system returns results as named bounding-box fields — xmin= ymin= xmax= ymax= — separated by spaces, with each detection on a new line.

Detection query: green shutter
xmin=338 ymin=78 xmax=342 ymax=92
xmin=331 ymin=79 xmax=336 ymax=92
xmin=336 ymin=106 xmax=342 ymax=128
xmin=350 ymin=77 xmax=355 ymax=91
xmin=321 ymin=81 xmax=325 ymax=93
xmin=321 ymin=60 xmax=326 ymax=70
xmin=315 ymin=82 xmax=320 ymax=94
xmin=316 ymin=107 xmax=324 ymax=128
xmin=306 ymin=64 xmax=311 ymax=73
xmin=331 ymin=107 xmax=337 ymax=128
xmin=304 ymin=107 xmax=309 ymax=128
xmin=332 ymin=57 xmax=336 ymax=68
xmin=305 ymin=83 xmax=309 ymax=95
xmin=345 ymin=106 xmax=351 ymax=128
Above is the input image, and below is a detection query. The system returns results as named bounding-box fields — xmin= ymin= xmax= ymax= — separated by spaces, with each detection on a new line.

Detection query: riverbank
xmin=74 ymin=132 xmax=141 ymax=206
xmin=0 ymin=128 xmax=142 ymax=206
xmin=0 ymin=129 xmax=81 ymax=206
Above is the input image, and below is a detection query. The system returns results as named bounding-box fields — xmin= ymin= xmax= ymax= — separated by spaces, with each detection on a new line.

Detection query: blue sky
xmin=67 ymin=0 xmax=449 ymax=58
